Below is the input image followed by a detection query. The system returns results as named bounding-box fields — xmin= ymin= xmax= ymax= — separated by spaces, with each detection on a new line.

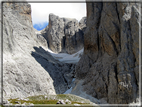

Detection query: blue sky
xmin=33 ymin=22 xmax=48 ymax=31
xmin=29 ymin=3 xmax=86 ymax=31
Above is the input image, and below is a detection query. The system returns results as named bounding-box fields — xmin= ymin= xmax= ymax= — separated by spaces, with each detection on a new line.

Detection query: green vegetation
xmin=8 ymin=98 xmax=58 ymax=104
xmin=28 ymin=94 xmax=90 ymax=103
xmin=8 ymin=94 xmax=99 ymax=106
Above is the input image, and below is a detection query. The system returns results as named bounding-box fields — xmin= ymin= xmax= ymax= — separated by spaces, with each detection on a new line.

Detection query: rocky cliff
xmin=3 ymin=2 xmax=55 ymax=100
xmin=2 ymin=0 xmax=141 ymax=105
xmin=43 ymin=13 xmax=86 ymax=54
xmin=73 ymin=2 xmax=141 ymax=104
xmin=2 ymin=1 xmax=76 ymax=101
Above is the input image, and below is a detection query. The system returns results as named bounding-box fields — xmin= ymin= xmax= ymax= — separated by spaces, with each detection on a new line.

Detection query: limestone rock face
xmin=2 ymin=2 xmax=56 ymax=100
xmin=47 ymin=14 xmax=65 ymax=53
xmin=34 ymin=28 xmax=48 ymax=48
xmin=75 ymin=2 xmax=141 ymax=104
xmin=2 ymin=1 xmax=77 ymax=101
xmin=46 ymin=13 xmax=86 ymax=54
xmin=79 ymin=17 xmax=87 ymax=32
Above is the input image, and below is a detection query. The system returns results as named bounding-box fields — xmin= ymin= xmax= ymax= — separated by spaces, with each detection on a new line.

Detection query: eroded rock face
xmin=46 ymin=13 xmax=86 ymax=54
xmin=34 ymin=28 xmax=48 ymax=48
xmin=2 ymin=1 xmax=77 ymax=100
xmin=3 ymin=2 xmax=56 ymax=100
xmin=75 ymin=2 xmax=141 ymax=104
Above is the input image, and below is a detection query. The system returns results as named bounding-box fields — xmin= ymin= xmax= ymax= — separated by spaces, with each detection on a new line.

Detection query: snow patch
xmin=63 ymin=87 xmax=73 ymax=94
xmin=63 ymin=78 xmax=76 ymax=94
xmin=46 ymin=48 xmax=84 ymax=63
xmin=72 ymin=78 xmax=76 ymax=82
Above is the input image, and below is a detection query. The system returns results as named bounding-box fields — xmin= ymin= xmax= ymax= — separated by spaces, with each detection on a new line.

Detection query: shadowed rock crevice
xmin=31 ymin=46 xmax=76 ymax=94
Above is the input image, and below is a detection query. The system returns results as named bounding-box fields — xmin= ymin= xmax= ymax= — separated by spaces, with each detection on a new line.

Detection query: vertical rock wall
xmin=75 ymin=2 xmax=141 ymax=104
xmin=2 ymin=2 xmax=56 ymax=100
xmin=46 ymin=13 xmax=86 ymax=54
xmin=2 ymin=1 xmax=79 ymax=101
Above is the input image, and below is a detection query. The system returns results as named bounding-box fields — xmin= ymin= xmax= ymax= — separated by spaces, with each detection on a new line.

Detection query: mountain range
xmin=1 ymin=0 xmax=141 ymax=105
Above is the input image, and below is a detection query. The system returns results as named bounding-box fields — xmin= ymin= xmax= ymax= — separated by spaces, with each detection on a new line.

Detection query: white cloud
xmin=29 ymin=3 xmax=86 ymax=25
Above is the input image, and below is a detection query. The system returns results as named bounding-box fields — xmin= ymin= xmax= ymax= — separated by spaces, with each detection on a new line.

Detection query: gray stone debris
xmin=65 ymin=99 xmax=71 ymax=104
xmin=56 ymin=100 xmax=65 ymax=104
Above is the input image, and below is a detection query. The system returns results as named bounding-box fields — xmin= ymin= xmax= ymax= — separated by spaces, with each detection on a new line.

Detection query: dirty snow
xmin=63 ymin=78 xmax=76 ymax=94
xmin=46 ymin=48 xmax=84 ymax=63
xmin=63 ymin=87 xmax=73 ymax=94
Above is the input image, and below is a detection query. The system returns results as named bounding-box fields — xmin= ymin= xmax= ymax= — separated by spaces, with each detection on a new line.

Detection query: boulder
xmin=56 ymin=100 xmax=65 ymax=104
xmin=65 ymin=99 xmax=71 ymax=104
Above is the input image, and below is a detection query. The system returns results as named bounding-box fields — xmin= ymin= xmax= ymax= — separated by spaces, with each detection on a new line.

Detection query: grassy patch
xmin=8 ymin=94 xmax=96 ymax=106
xmin=8 ymin=99 xmax=86 ymax=105
xmin=8 ymin=99 xmax=58 ymax=105
xmin=27 ymin=94 xmax=91 ymax=104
